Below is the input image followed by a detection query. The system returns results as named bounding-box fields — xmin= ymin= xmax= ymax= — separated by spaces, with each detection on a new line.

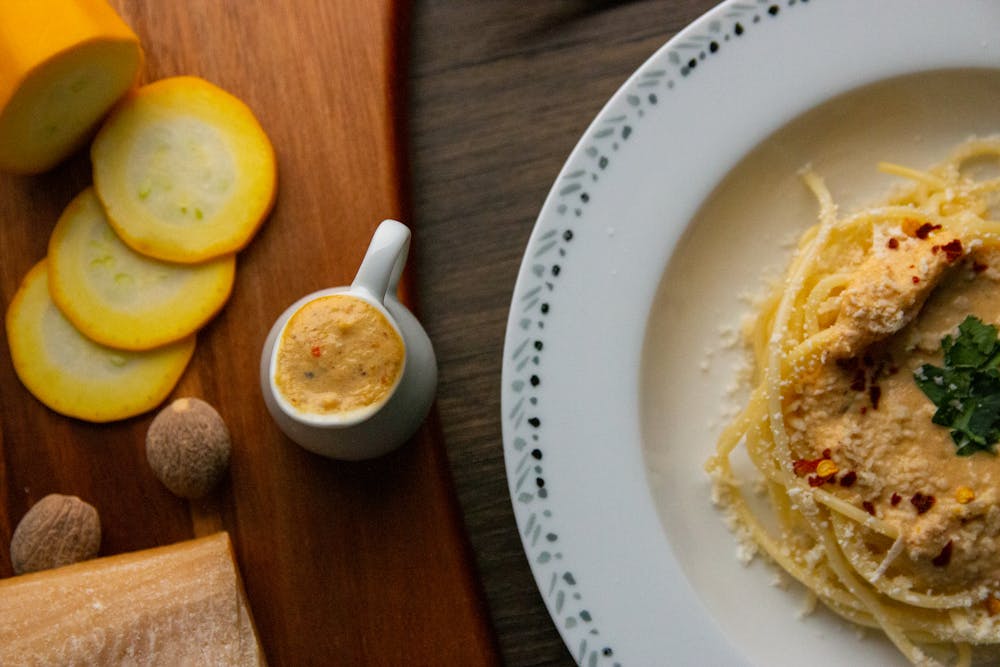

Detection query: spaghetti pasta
xmin=708 ymin=137 xmax=1000 ymax=667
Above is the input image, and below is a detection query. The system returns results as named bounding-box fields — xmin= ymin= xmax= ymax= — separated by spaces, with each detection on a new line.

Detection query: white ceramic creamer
xmin=260 ymin=220 xmax=437 ymax=459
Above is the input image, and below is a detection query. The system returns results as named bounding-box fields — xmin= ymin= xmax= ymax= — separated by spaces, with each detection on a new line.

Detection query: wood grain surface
xmin=0 ymin=1 xmax=499 ymax=665
xmin=409 ymin=1 xmax=718 ymax=665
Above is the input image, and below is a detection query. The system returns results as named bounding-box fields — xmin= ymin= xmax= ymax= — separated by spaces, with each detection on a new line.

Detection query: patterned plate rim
xmin=499 ymin=2 xmax=814 ymax=665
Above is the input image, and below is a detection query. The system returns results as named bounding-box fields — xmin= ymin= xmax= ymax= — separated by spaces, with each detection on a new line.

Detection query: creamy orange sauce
xmin=788 ymin=234 xmax=1000 ymax=594
xmin=274 ymin=294 xmax=404 ymax=417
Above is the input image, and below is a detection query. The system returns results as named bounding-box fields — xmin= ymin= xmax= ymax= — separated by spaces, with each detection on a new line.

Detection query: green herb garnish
xmin=914 ymin=315 xmax=1000 ymax=456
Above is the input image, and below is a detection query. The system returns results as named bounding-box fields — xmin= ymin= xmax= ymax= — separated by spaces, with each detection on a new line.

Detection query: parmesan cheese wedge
xmin=0 ymin=532 xmax=266 ymax=666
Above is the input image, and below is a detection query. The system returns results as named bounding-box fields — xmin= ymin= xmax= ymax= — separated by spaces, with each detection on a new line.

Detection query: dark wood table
xmin=408 ymin=1 xmax=717 ymax=664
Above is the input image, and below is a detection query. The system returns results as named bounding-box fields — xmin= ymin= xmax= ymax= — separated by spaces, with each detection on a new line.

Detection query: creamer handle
xmin=351 ymin=219 xmax=411 ymax=303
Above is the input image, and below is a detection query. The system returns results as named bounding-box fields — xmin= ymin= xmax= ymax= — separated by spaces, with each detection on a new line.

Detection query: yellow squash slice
xmin=48 ymin=188 xmax=236 ymax=351
xmin=0 ymin=0 xmax=143 ymax=174
xmin=91 ymin=76 xmax=277 ymax=263
xmin=5 ymin=261 xmax=195 ymax=422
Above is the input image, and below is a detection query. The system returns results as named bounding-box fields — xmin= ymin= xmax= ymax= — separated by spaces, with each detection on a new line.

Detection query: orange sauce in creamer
xmin=274 ymin=294 xmax=404 ymax=417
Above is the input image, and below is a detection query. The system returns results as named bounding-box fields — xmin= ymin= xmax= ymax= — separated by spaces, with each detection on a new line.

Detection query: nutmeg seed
xmin=10 ymin=494 xmax=101 ymax=575
xmin=146 ymin=397 xmax=231 ymax=499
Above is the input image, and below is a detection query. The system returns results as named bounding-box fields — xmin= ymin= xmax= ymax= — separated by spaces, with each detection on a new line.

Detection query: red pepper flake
xmin=986 ymin=596 xmax=1000 ymax=616
xmin=793 ymin=459 xmax=819 ymax=476
xmin=849 ymin=370 xmax=866 ymax=392
xmin=941 ymin=239 xmax=963 ymax=263
xmin=869 ymin=385 xmax=881 ymax=410
xmin=911 ymin=275 xmax=920 ymax=284
xmin=915 ymin=222 xmax=942 ymax=239
xmin=839 ymin=471 xmax=858 ymax=487
xmin=862 ymin=501 xmax=876 ymax=516
xmin=808 ymin=475 xmax=832 ymax=487
xmin=911 ymin=492 xmax=936 ymax=514
xmin=973 ymin=261 xmax=989 ymax=273
xmin=836 ymin=357 xmax=859 ymax=372
xmin=795 ymin=449 xmax=834 ymax=478
xmin=311 ymin=346 xmax=322 ymax=357
xmin=890 ymin=492 xmax=902 ymax=506
xmin=932 ymin=540 xmax=953 ymax=567
xmin=860 ymin=406 xmax=868 ymax=415
xmin=887 ymin=237 xmax=899 ymax=249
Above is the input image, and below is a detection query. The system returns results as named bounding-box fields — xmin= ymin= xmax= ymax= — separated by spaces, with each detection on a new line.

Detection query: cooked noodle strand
xmin=707 ymin=137 xmax=1000 ymax=666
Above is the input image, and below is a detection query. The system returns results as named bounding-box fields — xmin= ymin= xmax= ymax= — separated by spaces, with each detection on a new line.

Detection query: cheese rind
xmin=0 ymin=532 xmax=266 ymax=666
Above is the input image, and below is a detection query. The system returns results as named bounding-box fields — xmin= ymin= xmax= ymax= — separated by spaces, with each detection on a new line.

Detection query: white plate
xmin=500 ymin=2 xmax=1000 ymax=666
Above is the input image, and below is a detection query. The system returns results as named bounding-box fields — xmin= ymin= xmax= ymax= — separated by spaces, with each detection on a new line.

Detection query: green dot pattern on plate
xmin=503 ymin=2 xmax=804 ymax=665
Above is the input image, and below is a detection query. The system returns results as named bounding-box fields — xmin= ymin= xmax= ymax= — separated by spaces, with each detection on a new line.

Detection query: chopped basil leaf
xmin=914 ymin=315 xmax=1000 ymax=456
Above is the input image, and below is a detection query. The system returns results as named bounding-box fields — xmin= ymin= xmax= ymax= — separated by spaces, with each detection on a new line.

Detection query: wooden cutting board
xmin=0 ymin=1 xmax=500 ymax=664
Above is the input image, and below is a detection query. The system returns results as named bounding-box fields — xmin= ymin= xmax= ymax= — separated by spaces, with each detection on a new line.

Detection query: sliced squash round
xmin=91 ymin=75 xmax=277 ymax=263
xmin=48 ymin=187 xmax=236 ymax=351
xmin=0 ymin=0 xmax=143 ymax=174
xmin=5 ymin=261 xmax=195 ymax=423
